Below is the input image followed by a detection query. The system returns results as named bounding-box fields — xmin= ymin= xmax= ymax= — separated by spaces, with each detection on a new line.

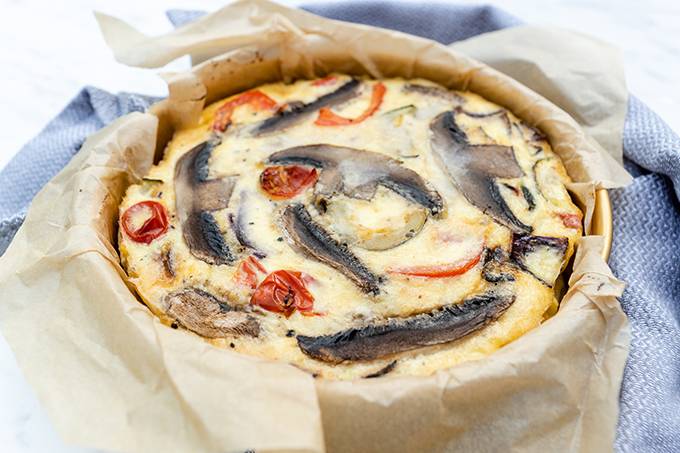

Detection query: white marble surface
xmin=0 ymin=1 xmax=679 ymax=452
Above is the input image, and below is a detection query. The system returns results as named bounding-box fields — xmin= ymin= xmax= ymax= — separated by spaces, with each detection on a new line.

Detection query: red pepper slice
xmin=212 ymin=90 xmax=277 ymax=132
xmin=314 ymin=82 xmax=386 ymax=126
xmin=312 ymin=75 xmax=338 ymax=86
xmin=121 ymin=200 xmax=169 ymax=244
xmin=234 ymin=256 xmax=267 ymax=289
xmin=260 ymin=165 xmax=319 ymax=199
xmin=387 ymin=252 xmax=482 ymax=278
xmin=557 ymin=212 xmax=582 ymax=229
xmin=250 ymin=270 xmax=318 ymax=317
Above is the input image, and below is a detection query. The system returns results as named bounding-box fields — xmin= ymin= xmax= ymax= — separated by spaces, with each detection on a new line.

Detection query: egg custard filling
xmin=118 ymin=75 xmax=582 ymax=379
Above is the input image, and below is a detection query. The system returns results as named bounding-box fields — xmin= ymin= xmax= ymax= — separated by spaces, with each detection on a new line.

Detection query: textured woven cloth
xmin=1 ymin=3 xmax=678 ymax=452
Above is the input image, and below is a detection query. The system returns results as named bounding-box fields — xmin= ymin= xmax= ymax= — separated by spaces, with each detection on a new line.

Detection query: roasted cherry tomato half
xmin=311 ymin=75 xmax=338 ymax=86
xmin=121 ymin=200 xmax=169 ymax=244
xmin=250 ymin=270 xmax=316 ymax=317
xmin=212 ymin=90 xmax=277 ymax=132
xmin=387 ymin=252 xmax=482 ymax=278
xmin=260 ymin=165 xmax=319 ymax=199
xmin=557 ymin=212 xmax=582 ymax=229
xmin=315 ymin=82 xmax=386 ymax=126
xmin=234 ymin=256 xmax=268 ymax=289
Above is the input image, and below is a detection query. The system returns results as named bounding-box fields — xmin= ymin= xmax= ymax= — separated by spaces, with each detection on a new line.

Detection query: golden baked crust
xmin=118 ymin=75 xmax=582 ymax=379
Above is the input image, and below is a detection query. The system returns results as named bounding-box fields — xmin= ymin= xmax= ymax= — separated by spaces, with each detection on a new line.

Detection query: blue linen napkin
xmin=1 ymin=3 xmax=678 ymax=452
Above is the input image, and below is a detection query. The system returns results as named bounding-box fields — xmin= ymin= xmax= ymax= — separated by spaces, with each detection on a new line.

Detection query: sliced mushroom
xmin=510 ymin=235 xmax=568 ymax=287
xmin=268 ymin=144 xmax=444 ymax=216
xmin=402 ymin=83 xmax=465 ymax=104
xmin=228 ymin=192 xmax=266 ymax=259
xmin=253 ymin=79 xmax=360 ymax=135
xmin=455 ymin=107 xmax=513 ymax=137
xmin=160 ymin=245 xmax=176 ymax=279
xmin=430 ymin=111 xmax=532 ymax=234
xmin=297 ymin=292 xmax=514 ymax=363
xmin=364 ymin=360 xmax=398 ymax=378
xmin=174 ymin=140 xmax=237 ymax=265
xmin=281 ymin=203 xmax=382 ymax=295
xmin=482 ymin=247 xmax=515 ymax=283
xmin=166 ymin=287 xmax=260 ymax=338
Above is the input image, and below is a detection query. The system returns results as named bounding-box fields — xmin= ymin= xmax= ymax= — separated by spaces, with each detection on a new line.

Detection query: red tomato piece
xmin=234 ymin=256 xmax=268 ymax=289
xmin=250 ymin=270 xmax=317 ymax=317
xmin=212 ymin=90 xmax=277 ymax=132
xmin=387 ymin=252 xmax=482 ymax=278
xmin=314 ymin=82 xmax=386 ymax=126
xmin=260 ymin=165 xmax=319 ymax=199
xmin=312 ymin=75 xmax=338 ymax=86
xmin=121 ymin=200 xmax=169 ymax=244
xmin=557 ymin=212 xmax=582 ymax=229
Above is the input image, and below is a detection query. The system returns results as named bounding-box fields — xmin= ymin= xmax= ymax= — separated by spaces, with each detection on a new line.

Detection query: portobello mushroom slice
xmin=228 ymin=191 xmax=266 ymax=259
xmin=297 ymin=292 xmax=515 ymax=363
xmin=174 ymin=140 xmax=237 ymax=265
xmin=510 ymin=234 xmax=568 ymax=286
xmin=430 ymin=111 xmax=532 ymax=234
xmin=166 ymin=287 xmax=260 ymax=338
xmin=455 ymin=107 xmax=513 ymax=137
xmin=253 ymin=78 xmax=360 ymax=135
xmin=364 ymin=360 xmax=398 ymax=378
xmin=402 ymin=83 xmax=465 ymax=104
xmin=281 ymin=203 xmax=382 ymax=295
xmin=482 ymin=247 xmax=515 ymax=283
xmin=268 ymin=144 xmax=444 ymax=216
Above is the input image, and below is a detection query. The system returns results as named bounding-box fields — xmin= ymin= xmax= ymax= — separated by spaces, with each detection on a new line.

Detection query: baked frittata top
xmin=119 ymin=75 xmax=582 ymax=379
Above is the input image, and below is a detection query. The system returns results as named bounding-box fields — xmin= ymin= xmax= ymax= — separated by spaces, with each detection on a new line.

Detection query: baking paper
xmin=0 ymin=1 xmax=630 ymax=452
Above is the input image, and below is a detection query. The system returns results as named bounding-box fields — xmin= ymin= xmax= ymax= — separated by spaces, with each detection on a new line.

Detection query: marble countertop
xmin=1 ymin=0 xmax=679 ymax=451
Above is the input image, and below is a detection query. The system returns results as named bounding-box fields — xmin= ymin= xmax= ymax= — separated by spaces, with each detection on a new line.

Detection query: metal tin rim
xmin=592 ymin=189 xmax=613 ymax=261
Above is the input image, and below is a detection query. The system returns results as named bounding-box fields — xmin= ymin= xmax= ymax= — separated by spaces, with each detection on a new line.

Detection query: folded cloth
xmin=1 ymin=3 xmax=678 ymax=452
xmin=0 ymin=88 xmax=158 ymax=253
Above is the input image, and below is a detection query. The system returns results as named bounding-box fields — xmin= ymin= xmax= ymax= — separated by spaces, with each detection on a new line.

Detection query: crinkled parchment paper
xmin=0 ymin=1 xmax=631 ymax=452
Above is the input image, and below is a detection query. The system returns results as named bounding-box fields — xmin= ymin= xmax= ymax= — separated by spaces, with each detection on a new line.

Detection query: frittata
xmin=118 ymin=75 xmax=582 ymax=379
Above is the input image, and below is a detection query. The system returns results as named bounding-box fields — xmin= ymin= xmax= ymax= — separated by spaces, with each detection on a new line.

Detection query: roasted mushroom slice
xmin=253 ymin=79 xmax=360 ymax=135
xmin=402 ymin=83 xmax=465 ymax=104
xmin=364 ymin=360 xmax=398 ymax=378
xmin=455 ymin=107 xmax=513 ymax=137
xmin=297 ymin=292 xmax=514 ymax=363
xmin=482 ymin=247 xmax=515 ymax=283
xmin=510 ymin=234 xmax=568 ymax=286
xmin=166 ymin=287 xmax=260 ymax=338
xmin=175 ymin=140 xmax=237 ymax=265
xmin=281 ymin=203 xmax=382 ymax=295
xmin=430 ymin=111 xmax=532 ymax=234
xmin=228 ymin=192 xmax=266 ymax=259
xmin=159 ymin=245 xmax=176 ymax=279
xmin=268 ymin=144 xmax=444 ymax=216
